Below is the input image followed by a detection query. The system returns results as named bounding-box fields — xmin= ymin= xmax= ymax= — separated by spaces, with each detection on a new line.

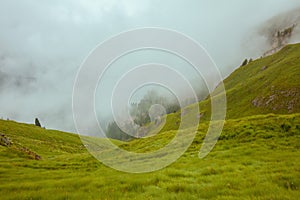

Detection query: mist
xmin=1 ymin=0 xmax=300 ymax=134
xmin=243 ymin=7 xmax=300 ymax=59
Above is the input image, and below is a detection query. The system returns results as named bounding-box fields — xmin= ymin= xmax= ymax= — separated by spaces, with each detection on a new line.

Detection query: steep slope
xmin=209 ymin=43 xmax=300 ymax=119
xmin=145 ymin=43 xmax=300 ymax=133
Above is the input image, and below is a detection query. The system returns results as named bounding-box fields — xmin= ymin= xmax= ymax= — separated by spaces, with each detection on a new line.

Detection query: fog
xmin=0 ymin=0 xmax=300 ymax=133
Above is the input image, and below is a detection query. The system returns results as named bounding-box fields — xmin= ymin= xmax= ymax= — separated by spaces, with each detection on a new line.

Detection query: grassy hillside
xmin=204 ymin=43 xmax=300 ymax=119
xmin=149 ymin=43 xmax=300 ymax=134
xmin=0 ymin=120 xmax=84 ymax=160
xmin=0 ymin=44 xmax=299 ymax=199
xmin=1 ymin=113 xmax=300 ymax=199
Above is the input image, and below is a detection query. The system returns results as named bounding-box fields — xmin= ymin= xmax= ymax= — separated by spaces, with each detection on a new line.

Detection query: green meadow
xmin=0 ymin=43 xmax=299 ymax=199
xmin=0 ymin=113 xmax=299 ymax=199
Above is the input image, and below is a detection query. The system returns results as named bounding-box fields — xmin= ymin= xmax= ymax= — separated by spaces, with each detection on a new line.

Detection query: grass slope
xmin=206 ymin=43 xmax=300 ymax=119
xmin=0 ymin=43 xmax=299 ymax=199
xmin=0 ymin=113 xmax=300 ymax=199
xmin=150 ymin=43 xmax=300 ymax=134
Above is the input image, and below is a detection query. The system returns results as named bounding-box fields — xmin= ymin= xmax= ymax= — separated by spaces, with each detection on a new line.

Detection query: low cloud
xmin=0 ymin=1 xmax=300 ymax=133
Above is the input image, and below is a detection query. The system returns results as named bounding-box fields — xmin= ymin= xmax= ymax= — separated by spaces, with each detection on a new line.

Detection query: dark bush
xmin=35 ymin=118 xmax=41 ymax=127
xmin=280 ymin=123 xmax=291 ymax=132
xmin=241 ymin=59 xmax=248 ymax=66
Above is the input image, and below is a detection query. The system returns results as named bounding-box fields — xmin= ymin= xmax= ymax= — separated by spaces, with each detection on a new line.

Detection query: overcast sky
xmin=0 ymin=0 xmax=300 ymax=133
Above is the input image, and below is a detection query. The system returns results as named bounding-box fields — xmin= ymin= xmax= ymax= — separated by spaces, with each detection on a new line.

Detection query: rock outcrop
xmin=263 ymin=24 xmax=296 ymax=57
xmin=252 ymin=87 xmax=300 ymax=113
xmin=0 ymin=133 xmax=12 ymax=146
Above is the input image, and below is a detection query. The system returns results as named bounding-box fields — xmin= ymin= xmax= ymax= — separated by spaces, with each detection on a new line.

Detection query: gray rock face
xmin=252 ymin=87 xmax=300 ymax=113
xmin=0 ymin=133 xmax=12 ymax=146
xmin=263 ymin=24 xmax=296 ymax=57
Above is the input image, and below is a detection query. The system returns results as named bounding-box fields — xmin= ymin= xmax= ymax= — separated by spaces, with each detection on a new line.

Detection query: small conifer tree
xmin=241 ymin=59 xmax=248 ymax=66
xmin=35 ymin=118 xmax=41 ymax=127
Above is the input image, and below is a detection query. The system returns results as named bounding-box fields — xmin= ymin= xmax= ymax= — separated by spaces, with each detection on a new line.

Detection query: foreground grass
xmin=0 ymin=114 xmax=300 ymax=199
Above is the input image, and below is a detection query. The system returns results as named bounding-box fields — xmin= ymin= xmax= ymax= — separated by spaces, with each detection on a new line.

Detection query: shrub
xmin=241 ymin=59 xmax=248 ymax=66
xmin=280 ymin=123 xmax=291 ymax=132
xmin=35 ymin=118 xmax=41 ymax=127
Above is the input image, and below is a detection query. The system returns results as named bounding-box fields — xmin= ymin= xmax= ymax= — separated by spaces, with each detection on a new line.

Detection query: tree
xmin=35 ymin=118 xmax=41 ymax=127
xmin=106 ymin=121 xmax=134 ymax=141
xmin=165 ymin=103 xmax=180 ymax=114
xmin=130 ymin=90 xmax=180 ymax=126
xmin=241 ymin=59 xmax=248 ymax=66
